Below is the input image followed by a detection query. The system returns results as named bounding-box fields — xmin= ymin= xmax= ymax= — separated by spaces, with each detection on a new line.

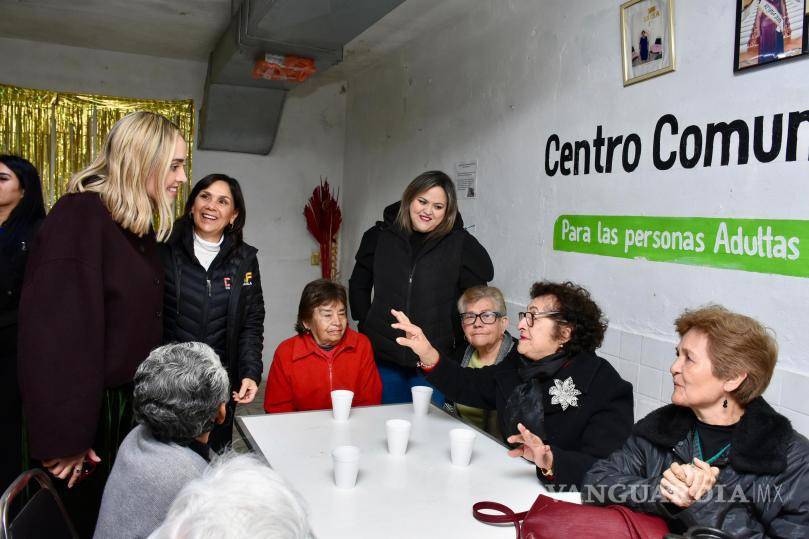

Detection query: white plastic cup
xmin=332 ymin=445 xmax=360 ymax=489
xmin=449 ymin=428 xmax=477 ymax=466
xmin=331 ymin=390 xmax=354 ymax=422
xmin=385 ymin=419 xmax=412 ymax=456
xmin=411 ymin=386 xmax=433 ymax=416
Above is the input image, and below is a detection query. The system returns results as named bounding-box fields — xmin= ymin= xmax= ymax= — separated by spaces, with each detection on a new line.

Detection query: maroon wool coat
xmin=18 ymin=192 xmax=164 ymax=459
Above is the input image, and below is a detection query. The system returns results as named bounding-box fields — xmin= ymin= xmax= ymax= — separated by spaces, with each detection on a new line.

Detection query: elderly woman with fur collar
xmin=583 ymin=306 xmax=809 ymax=538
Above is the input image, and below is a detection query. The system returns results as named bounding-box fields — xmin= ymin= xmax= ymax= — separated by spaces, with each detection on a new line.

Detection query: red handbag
xmin=473 ymin=495 xmax=669 ymax=539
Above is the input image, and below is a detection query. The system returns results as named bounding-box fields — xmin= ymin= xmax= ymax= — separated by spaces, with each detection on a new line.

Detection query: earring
xmin=722 ymin=398 xmax=728 ymax=409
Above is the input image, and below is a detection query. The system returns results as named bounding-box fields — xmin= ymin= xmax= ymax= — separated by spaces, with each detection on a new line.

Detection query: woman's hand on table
xmin=506 ymin=423 xmax=554 ymax=470
xmin=391 ymin=309 xmax=440 ymax=367
xmin=233 ymin=378 xmax=258 ymax=404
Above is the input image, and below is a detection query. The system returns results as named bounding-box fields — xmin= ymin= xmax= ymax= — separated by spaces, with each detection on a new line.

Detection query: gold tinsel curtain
xmin=0 ymin=85 xmax=56 ymax=201
xmin=0 ymin=83 xmax=193 ymax=215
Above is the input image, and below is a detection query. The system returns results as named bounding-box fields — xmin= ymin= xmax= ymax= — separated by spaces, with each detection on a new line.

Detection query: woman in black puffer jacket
xmin=160 ymin=174 xmax=265 ymax=452
xmin=349 ymin=171 xmax=493 ymax=405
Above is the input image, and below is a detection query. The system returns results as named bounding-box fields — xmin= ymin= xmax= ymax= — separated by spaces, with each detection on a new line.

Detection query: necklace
xmin=694 ymin=429 xmax=731 ymax=464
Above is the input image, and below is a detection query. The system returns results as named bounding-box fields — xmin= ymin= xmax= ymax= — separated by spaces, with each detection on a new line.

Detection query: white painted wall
xmin=339 ymin=2 xmax=809 ymax=433
xmin=0 ymin=36 xmax=346 ymax=375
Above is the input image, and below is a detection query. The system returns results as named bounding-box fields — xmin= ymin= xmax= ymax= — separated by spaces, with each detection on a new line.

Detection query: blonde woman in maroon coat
xmin=18 ymin=111 xmax=187 ymax=536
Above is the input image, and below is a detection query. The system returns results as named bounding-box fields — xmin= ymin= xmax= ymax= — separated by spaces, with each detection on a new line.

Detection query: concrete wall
xmin=339 ymin=1 xmax=809 ymax=434
xmin=0 ymin=36 xmax=347 ymax=375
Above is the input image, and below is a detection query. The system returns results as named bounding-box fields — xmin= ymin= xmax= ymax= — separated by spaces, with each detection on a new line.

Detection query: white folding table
xmin=237 ymin=404 xmax=580 ymax=538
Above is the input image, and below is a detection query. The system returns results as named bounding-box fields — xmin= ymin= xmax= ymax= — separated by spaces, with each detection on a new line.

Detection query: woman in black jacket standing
xmin=160 ymin=173 xmax=265 ymax=452
xmin=349 ymin=171 xmax=493 ymax=404
xmin=0 ymin=155 xmax=45 ymax=492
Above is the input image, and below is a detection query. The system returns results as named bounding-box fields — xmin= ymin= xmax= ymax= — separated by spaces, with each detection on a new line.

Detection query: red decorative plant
xmin=304 ymin=178 xmax=342 ymax=279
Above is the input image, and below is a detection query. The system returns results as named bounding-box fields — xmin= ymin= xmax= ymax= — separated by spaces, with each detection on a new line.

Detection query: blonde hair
xmin=67 ymin=111 xmax=182 ymax=240
xmin=675 ymin=305 xmax=778 ymax=404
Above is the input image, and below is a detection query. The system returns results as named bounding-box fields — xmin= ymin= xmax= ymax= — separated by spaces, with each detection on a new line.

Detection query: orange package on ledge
xmin=252 ymin=54 xmax=317 ymax=82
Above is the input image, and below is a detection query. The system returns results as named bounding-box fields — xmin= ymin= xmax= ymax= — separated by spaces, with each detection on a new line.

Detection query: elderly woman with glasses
xmin=94 ymin=342 xmax=229 ymax=539
xmin=448 ymin=285 xmax=517 ymax=438
xmin=583 ymin=306 xmax=809 ymax=537
xmin=393 ymin=280 xmax=633 ymax=490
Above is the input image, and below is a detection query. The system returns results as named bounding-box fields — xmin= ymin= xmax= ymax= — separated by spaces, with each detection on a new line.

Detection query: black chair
xmin=0 ymin=469 xmax=77 ymax=539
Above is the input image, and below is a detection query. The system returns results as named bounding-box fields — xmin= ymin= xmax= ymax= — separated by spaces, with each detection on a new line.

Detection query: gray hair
xmin=149 ymin=452 xmax=312 ymax=539
xmin=133 ymin=342 xmax=230 ymax=444
xmin=457 ymin=285 xmax=507 ymax=314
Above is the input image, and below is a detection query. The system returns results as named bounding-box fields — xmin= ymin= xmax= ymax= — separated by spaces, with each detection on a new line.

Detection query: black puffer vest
xmin=362 ymin=216 xmax=465 ymax=368
xmin=159 ymin=217 xmax=263 ymax=385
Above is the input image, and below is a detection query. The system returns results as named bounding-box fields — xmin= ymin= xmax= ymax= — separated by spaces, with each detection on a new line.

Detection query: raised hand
xmin=391 ymin=309 xmax=440 ymax=367
xmin=506 ymin=423 xmax=553 ymax=470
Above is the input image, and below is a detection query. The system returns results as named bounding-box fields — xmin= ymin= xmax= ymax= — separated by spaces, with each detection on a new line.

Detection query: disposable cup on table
xmin=385 ymin=419 xmax=412 ymax=456
xmin=330 ymin=390 xmax=354 ymax=422
xmin=332 ymin=445 xmax=360 ymax=489
xmin=411 ymin=386 xmax=433 ymax=416
xmin=449 ymin=428 xmax=477 ymax=466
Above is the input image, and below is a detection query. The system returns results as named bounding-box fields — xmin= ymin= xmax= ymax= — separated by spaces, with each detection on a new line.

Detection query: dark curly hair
xmin=529 ymin=281 xmax=607 ymax=355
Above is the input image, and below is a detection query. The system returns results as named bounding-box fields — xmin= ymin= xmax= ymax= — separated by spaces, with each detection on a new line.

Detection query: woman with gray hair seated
xmin=94 ymin=342 xmax=229 ymax=539
xmin=449 ymin=285 xmax=517 ymax=438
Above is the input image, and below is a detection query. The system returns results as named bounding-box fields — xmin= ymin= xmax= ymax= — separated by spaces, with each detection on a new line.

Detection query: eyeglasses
xmin=460 ymin=311 xmax=503 ymax=326
xmin=517 ymin=311 xmax=560 ymax=327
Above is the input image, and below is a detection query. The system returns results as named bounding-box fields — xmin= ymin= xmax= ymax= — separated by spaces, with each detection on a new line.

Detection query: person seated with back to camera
xmin=264 ymin=278 xmax=381 ymax=413
xmin=149 ymin=453 xmax=312 ymax=539
xmin=393 ymin=280 xmax=634 ymax=490
xmin=94 ymin=342 xmax=230 ymax=539
xmin=583 ymin=305 xmax=809 ymax=537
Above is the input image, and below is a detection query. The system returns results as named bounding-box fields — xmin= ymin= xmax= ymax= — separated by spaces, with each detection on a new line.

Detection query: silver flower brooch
xmin=549 ymin=377 xmax=581 ymax=410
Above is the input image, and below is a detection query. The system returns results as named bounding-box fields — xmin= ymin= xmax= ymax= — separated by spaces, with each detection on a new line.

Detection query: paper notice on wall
xmin=455 ymin=160 xmax=478 ymax=199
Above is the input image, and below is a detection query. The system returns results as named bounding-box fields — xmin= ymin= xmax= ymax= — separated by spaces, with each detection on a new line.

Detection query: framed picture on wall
xmin=620 ymin=0 xmax=676 ymax=86
xmin=734 ymin=0 xmax=806 ymax=71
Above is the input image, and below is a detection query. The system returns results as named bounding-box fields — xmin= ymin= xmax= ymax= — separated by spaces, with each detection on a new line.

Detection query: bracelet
xmin=417 ymin=359 xmax=438 ymax=372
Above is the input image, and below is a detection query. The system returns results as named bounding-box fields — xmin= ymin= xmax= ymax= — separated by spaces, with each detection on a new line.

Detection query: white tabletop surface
xmin=237 ymin=404 xmax=580 ymax=538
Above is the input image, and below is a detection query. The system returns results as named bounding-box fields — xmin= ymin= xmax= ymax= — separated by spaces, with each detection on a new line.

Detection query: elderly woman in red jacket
xmin=264 ymin=279 xmax=382 ymax=412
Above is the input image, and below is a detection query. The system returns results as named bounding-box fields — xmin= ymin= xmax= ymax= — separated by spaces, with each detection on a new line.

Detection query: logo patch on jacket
xmin=224 ymin=277 xmax=232 ymax=290
xmin=243 ymin=272 xmax=253 ymax=286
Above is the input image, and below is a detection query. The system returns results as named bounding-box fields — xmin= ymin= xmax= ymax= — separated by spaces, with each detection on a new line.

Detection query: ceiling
xmin=0 ymin=0 xmax=235 ymax=60
xmin=0 ymin=0 xmax=475 ymax=78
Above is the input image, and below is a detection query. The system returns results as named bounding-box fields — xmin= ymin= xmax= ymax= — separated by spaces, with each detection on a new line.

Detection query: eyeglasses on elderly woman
xmin=460 ymin=311 xmax=504 ymax=325
xmin=517 ymin=310 xmax=561 ymax=327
